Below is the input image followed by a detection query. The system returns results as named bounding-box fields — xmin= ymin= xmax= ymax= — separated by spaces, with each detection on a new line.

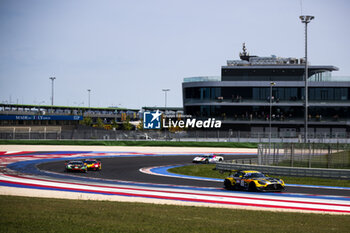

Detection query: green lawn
xmin=168 ymin=164 xmax=350 ymax=187
xmin=0 ymin=195 xmax=349 ymax=233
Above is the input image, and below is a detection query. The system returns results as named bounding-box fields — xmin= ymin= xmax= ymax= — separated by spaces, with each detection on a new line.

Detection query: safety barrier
xmin=2 ymin=128 xmax=350 ymax=143
xmin=258 ymin=143 xmax=350 ymax=169
xmin=216 ymin=162 xmax=350 ymax=179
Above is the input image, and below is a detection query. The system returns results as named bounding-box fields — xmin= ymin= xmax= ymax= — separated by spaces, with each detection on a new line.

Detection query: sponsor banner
xmin=0 ymin=115 xmax=83 ymax=121
xmin=162 ymin=118 xmax=221 ymax=128
xmin=143 ymin=110 xmax=221 ymax=129
xmin=143 ymin=110 xmax=162 ymax=129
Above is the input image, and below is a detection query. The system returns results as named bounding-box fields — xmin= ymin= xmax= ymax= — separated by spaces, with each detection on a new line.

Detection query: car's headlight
xmin=258 ymin=180 xmax=267 ymax=185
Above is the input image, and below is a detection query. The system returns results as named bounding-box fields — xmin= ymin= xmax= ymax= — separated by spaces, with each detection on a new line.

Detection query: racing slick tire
xmin=248 ymin=182 xmax=257 ymax=192
xmin=224 ymin=179 xmax=234 ymax=190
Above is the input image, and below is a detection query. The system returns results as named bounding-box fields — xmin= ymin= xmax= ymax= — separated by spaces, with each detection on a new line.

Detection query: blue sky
xmin=0 ymin=0 xmax=349 ymax=109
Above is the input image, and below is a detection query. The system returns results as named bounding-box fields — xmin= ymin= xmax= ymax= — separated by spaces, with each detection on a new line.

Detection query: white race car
xmin=192 ymin=154 xmax=224 ymax=164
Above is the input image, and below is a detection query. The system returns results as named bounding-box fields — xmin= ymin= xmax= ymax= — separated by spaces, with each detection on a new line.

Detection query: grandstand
xmin=0 ymin=104 xmax=139 ymax=127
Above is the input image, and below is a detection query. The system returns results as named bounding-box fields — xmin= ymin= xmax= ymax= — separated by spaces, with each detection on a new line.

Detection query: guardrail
xmin=2 ymin=128 xmax=350 ymax=143
xmin=216 ymin=162 xmax=350 ymax=179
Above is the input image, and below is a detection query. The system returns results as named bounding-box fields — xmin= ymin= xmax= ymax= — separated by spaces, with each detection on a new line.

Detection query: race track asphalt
xmin=38 ymin=154 xmax=350 ymax=197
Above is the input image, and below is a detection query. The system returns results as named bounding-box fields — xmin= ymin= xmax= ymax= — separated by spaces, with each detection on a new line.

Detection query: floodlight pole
xmin=300 ymin=15 xmax=314 ymax=143
xmin=87 ymin=89 xmax=91 ymax=108
xmin=162 ymin=89 xmax=170 ymax=113
xmin=49 ymin=77 xmax=56 ymax=106
xmin=269 ymin=82 xmax=275 ymax=159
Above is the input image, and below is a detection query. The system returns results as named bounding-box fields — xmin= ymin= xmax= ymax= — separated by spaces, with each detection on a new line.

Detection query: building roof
xmin=142 ymin=106 xmax=183 ymax=112
xmin=0 ymin=103 xmax=139 ymax=112
xmin=222 ymin=65 xmax=338 ymax=71
xmin=224 ymin=44 xmax=339 ymax=72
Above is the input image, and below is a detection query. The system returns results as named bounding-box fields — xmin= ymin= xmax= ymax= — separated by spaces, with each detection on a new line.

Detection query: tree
xmin=123 ymin=117 xmax=133 ymax=130
xmin=111 ymin=119 xmax=119 ymax=130
xmin=137 ymin=119 xmax=144 ymax=130
xmin=96 ymin=118 xmax=104 ymax=128
xmin=80 ymin=117 xmax=93 ymax=127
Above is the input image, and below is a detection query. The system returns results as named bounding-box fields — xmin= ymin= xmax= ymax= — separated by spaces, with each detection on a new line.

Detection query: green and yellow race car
xmin=224 ymin=170 xmax=285 ymax=192
xmin=65 ymin=160 xmax=87 ymax=173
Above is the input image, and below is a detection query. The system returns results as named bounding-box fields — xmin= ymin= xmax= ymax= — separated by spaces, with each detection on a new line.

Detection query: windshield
xmin=84 ymin=161 xmax=96 ymax=164
xmin=244 ymin=173 xmax=265 ymax=178
xmin=69 ymin=162 xmax=83 ymax=165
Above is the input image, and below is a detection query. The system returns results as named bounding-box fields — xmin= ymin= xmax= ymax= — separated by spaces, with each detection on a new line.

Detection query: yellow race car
xmin=83 ymin=159 xmax=102 ymax=171
xmin=224 ymin=170 xmax=285 ymax=192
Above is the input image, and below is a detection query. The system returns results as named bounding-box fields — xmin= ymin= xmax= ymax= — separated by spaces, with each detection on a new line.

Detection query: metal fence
xmin=1 ymin=127 xmax=350 ymax=143
xmin=215 ymin=162 xmax=350 ymax=179
xmin=214 ymin=142 xmax=350 ymax=179
xmin=258 ymin=143 xmax=350 ymax=169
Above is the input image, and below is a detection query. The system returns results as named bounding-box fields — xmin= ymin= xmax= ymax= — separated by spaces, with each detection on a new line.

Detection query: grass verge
xmin=0 ymin=139 xmax=257 ymax=148
xmin=1 ymin=195 xmax=349 ymax=233
xmin=168 ymin=164 xmax=350 ymax=187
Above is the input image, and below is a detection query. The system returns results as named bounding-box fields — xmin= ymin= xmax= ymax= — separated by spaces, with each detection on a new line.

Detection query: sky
xmin=0 ymin=0 xmax=349 ymax=109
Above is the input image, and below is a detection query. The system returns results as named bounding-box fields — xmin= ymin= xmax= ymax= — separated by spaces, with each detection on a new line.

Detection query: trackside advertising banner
xmin=0 ymin=115 xmax=83 ymax=121
xmin=143 ymin=110 xmax=221 ymax=129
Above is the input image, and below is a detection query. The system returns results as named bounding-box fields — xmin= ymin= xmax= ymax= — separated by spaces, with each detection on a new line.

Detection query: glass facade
xmin=184 ymin=86 xmax=350 ymax=125
xmin=309 ymin=87 xmax=348 ymax=101
xmin=183 ymin=76 xmax=221 ymax=82
xmin=185 ymin=105 xmax=350 ymax=122
xmin=185 ymin=87 xmax=350 ymax=102
xmin=252 ymin=87 xmax=300 ymax=101
xmin=182 ymin=54 xmax=348 ymax=132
